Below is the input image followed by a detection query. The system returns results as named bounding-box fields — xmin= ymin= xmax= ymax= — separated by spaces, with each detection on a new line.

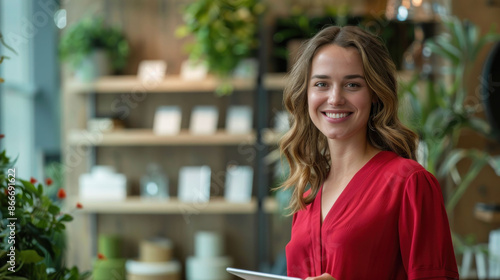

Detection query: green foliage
xmin=0 ymin=32 xmax=17 ymax=83
xmin=398 ymin=16 xmax=500 ymax=214
xmin=0 ymin=144 xmax=90 ymax=279
xmin=177 ymin=0 xmax=265 ymax=95
xmin=59 ymin=16 xmax=129 ymax=73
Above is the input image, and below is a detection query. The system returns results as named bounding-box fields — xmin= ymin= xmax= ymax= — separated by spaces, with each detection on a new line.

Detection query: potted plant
xmin=59 ymin=16 xmax=130 ymax=82
xmin=176 ymin=0 xmax=265 ymax=95
xmin=0 ymin=135 xmax=90 ymax=279
xmin=398 ymin=16 xmax=500 ymax=251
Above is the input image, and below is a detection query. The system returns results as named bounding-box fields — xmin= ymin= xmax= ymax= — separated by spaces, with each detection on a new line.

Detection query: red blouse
xmin=286 ymin=151 xmax=459 ymax=280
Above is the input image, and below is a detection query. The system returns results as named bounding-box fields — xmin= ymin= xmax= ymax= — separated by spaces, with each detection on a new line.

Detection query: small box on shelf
xmin=79 ymin=166 xmax=127 ymax=201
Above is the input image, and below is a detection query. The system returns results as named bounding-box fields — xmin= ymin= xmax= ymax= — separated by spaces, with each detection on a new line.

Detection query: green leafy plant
xmin=176 ymin=0 xmax=265 ymax=95
xmin=0 ymin=136 xmax=90 ymax=279
xmin=59 ymin=16 xmax=129 ymax=73
xmin=398 ymin=16 xmax=500 ymax=215
xmin=0 ymin=32 xmax=18 ymax=83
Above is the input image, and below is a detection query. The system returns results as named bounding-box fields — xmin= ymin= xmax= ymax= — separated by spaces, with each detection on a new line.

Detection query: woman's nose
xmin=327 ymin=87 xmax=345 ymax=106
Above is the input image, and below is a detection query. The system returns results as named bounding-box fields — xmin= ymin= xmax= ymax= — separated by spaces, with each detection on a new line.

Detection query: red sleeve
xmin=398 ymin=170 xmax=459 ymax=280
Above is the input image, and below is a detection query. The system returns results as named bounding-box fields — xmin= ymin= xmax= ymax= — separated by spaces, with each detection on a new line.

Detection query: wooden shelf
xmin=68 ymin=196 xmax=258 ymax=214
xmin=64 ymin=73 xmax=286 ymax=94
xmin=264 ymin=73 xmax=286 ymax=91
xmin=67 ymin=129 xmax=256 ymax=146
xmin=69 ymin=197 xmax=280 ymax=215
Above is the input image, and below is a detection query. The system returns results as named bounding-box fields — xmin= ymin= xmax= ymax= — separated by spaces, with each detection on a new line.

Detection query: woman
xmin=279 ymin=26 xmax=459 ymax=280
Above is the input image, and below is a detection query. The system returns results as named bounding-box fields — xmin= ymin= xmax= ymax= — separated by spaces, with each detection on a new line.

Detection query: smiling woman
xmin=278 ymin=26 xmax=459 ymax=280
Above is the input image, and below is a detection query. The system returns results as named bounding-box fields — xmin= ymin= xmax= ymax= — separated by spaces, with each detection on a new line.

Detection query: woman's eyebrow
xmin=310 ymin=74 xmax=365 ymax=80
xmin=310 ymin=74 xmax=331 ymax=80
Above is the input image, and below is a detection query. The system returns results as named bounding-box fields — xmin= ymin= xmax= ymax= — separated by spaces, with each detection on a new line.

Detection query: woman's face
xmin=307 ymin=44 xmax=373 ymax=142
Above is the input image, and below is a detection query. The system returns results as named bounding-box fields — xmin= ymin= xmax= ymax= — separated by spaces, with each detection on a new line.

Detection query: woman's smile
xmin=322 ymin=111 xmax=352 ymax=122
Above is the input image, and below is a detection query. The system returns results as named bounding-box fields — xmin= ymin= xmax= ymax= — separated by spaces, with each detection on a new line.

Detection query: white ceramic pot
xmin=75 ymin=49 xmax=111 ymax=82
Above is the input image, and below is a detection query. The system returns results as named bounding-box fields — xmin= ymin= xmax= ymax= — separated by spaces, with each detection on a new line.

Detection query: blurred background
xmin=1 ymin=0 xmax=500 ymax=279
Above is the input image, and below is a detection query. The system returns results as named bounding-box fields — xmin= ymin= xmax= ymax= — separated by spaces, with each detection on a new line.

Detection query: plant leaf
xmin=57 ymin=213 xmax=73 ymax=223
xmin=467 ymin=22 xmax=479 ymax=51
xmin=473 ymin=33 xmax=500 ymax=59
xmin=48 ymin=204 xmax=60 ymax=215
xmin=438 ymin=149 xmax=468 ymax=178
xmin=452 ymin=17 xmax=468 ymax=55
xmin=466 ymin=117 xmax=491 ymax=136
xmin=446 ymin=157 xmax=487 ymax=212
xmin=488 ymin=156 xmax=500 ymax=176
xmin=0 ymin=32 xmax=18 ymax=55
xmin=425 ymin=39 xmax=460 ymax=65
xmin=37 ymin=183 xmax=43 ymax=196
xmin=20 ymin=179 xmax=38 ymax=195
xmin=436 ymin=36 xmax=462 ymax=64
xmin=19 ymin=250 xmax=44 ymax=264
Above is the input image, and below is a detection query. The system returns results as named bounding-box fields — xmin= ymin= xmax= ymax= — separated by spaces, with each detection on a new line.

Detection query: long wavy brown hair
xmin=279 ymin=25 xmax=418 ymax=214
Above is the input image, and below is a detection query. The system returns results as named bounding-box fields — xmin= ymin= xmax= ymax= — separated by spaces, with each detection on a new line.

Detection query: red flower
xmin=30 ymin=177 xmax=37 ymax=184
xmin=4 ymin=189 xmax=8 ymax=196
xmin=0 ymin=134 xmax=4 ymax=138
xmin=76 ymin=202 xmax=83 ymax=209
xmin=97 ymin=253 xmax=106 ymax=260
xmin=57 ymin=188 xmax=66 ymax=199
xmin=45 ymin=178 xmax=53 ymax=186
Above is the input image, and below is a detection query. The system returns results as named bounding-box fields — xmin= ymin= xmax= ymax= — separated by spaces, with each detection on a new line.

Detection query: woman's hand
xmin=304 ymin=273 xmax=336 ymax=280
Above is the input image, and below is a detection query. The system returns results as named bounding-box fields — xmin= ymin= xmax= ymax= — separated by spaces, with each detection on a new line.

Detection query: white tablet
xmin=226 ymin=267 xmax=302 ymax=280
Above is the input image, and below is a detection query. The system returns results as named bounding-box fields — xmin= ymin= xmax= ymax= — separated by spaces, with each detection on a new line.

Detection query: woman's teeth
xmin=325 ymin=112 xmax=349 ymax=119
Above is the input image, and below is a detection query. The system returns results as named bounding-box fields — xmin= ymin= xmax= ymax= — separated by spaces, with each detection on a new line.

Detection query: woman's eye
xmin=346 ymin=83 xmax=360 ymax=88
xmin=315 ymin=82 xmax=327 ymax=87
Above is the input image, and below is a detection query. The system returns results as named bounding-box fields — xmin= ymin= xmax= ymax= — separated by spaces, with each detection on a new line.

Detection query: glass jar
xmin=140 ymin=163 xmax=169 ymax=200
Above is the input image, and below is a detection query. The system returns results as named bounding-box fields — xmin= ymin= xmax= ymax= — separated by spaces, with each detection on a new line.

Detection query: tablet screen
xmin=226 ymin=267 xmax=302 ymax=280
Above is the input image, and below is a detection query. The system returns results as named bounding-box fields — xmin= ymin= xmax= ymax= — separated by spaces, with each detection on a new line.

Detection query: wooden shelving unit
xmin=62 ymin=71 xmax=286 ymax=272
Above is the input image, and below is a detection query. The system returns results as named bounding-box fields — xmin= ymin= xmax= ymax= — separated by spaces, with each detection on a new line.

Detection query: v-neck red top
xmin=286 ymin=151 xmax=459 ymax=280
